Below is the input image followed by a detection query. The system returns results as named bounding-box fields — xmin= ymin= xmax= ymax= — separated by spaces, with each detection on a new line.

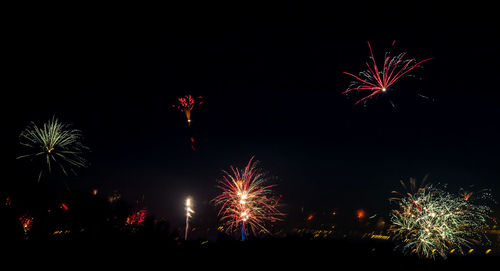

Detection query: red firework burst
xmin=213 ymin=157 xmax=284 ymax=238
xmin=343 ymin=41 xmax=432 ymax=106
xmin=173 ymin=95 xmax=203 ymax=126
xmin=19 ymin=214 xmax=33 ymax=233
xmin=126 ymin=209 xmax=147 ymax=226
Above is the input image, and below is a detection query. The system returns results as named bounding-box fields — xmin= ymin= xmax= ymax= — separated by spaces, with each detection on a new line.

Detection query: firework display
xmin=343 ymin=41 xmax=432 ymax=106
xmin=17 ymin=116 xmax=89 ymax=182
xmin=3 ymin=21 xmax=499 ymax=266
xmin=213 ymin=157 xmax=284 ymax=240
xmin=173 ymin=95 xmax=203 ymax=126
xmin=390 ymin=181 xmax=495 ymax=259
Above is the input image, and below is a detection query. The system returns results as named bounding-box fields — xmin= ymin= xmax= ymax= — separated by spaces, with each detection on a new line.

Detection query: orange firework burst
xmin=213 ymin=157 xmax=284 ymax=240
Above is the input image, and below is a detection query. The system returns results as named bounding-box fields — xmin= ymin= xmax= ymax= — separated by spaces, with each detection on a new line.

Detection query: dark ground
xmin=5 ymin=238 xmax=499 ymax=270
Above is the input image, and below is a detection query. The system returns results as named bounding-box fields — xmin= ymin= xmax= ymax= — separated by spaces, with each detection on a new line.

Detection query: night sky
xmin=2 ymin=2 xmax=499 ymax=229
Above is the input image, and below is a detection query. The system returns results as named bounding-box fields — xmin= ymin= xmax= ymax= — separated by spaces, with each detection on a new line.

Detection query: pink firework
xmin=173 ymin=95 xmax=203 ymax=126
xmin=213 ymin=157 xmax=284 ymax=240
xmin=343 ymin=41 xmax=432 ymax=106
xmin=126 ymin=209 xmax=147 ymax=226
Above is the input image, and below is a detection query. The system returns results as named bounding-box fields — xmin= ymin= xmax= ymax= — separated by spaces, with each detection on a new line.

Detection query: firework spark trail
xmin=390 ymin=180 xmax=495 ymax=259
xmin=185 ymin=197 xmax=194 ymax=240
xmin=17 ymin=116 xmax=89 ymax=182
xmin=343 ymin=41 xmax=432 ymax=106
xmin=213 ymin=157 xmax=284 ymax=240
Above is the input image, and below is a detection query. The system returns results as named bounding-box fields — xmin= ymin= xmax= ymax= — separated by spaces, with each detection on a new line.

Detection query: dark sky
xmin=3 ymin=2 xmax=499 ymax=228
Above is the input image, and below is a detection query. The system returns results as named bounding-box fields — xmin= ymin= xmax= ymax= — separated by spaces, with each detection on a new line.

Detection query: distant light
xmin=468 ymin=249 xmax=474 ymax=254
xmin=485 ymin=249 xmax=491 ymax=254
xmin=370 ymin=234 xmax=390 ymax=240
xmin=356 ymin=209 xmax=366 ymax=219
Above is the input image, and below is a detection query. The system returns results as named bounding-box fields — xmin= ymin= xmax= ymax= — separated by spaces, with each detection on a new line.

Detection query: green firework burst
xmin=17 ymin=116 xmax=89 ymax=182
xmin=390 ymin=181 xmax=495 ymax=259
